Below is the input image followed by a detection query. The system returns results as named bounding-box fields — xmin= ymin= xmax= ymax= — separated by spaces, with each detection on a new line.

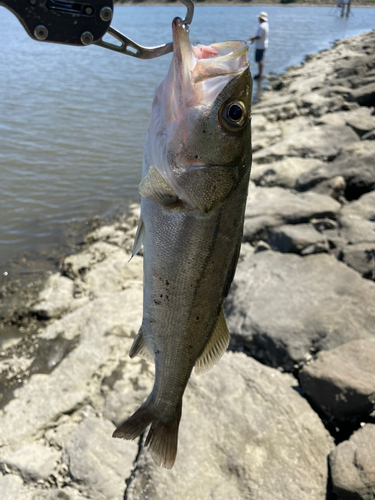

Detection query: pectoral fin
xmin=195 ymin=307 xmax=230 ymax=375
xmin=129 ymin=328 xmax=153 ymax=363
xmin=139 ymin=165 xmax=179 ymax=207
xmin=131 ymin=218 xmax=145 ymax=258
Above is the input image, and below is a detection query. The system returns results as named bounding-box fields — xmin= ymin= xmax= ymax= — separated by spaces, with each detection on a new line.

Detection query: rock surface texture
xmin=1 ymin=30 xmax=375 ymax=500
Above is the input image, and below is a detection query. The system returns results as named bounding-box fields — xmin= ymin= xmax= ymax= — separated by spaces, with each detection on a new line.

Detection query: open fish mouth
xmin=172 ymin=17 xmax=249 ymax=87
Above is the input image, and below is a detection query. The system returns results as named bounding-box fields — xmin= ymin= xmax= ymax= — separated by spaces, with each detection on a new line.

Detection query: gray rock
xmin=126 ymin=352 xmax=333 ymax=500
xmin=30 ymin=274 xmax=74 ymax=319
xmin=243 ymin=186 xmax=341 ymax=242
xmin=297 ymin=142 xmax=375 ymax=198
xmin=0 ymin=474 xmax=28 ymax=500
xmin=0 ymin=286 xmax=143 ymax=449
xmin=310 ymin=176 xmax=346 ymax=200
xmin=329 ymin=424 xmax=375 ymax=500
xmin=251 ymin=157 xmax=323 ymax=189
xmin=63 ymin=418 xmax=137 ymax=500
xmin=300 ymin=339 xmax=375 ymax=417
xmin=268 ymin=224 xmax=328 ymax=254
xmin=339 ymin=191 xmax=375 ymax=244
xmin=0 ymin=443 xmax=60 ymax=481
xmin=226 ymin=251 xmax=375 ymax=368
xmin=253 ymin=125 xmax=359 ymax=163
xmin=63 ymin=241 xmax=119 ymax=279
xmin=350 ymin=81 xmax=375 ymax=106
xmin=341 ymin=243 xmax=375 ymax=278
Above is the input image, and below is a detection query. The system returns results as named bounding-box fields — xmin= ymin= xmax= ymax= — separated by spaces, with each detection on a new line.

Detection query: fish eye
xmin=219 ymin=100 xmax=248 ymax=132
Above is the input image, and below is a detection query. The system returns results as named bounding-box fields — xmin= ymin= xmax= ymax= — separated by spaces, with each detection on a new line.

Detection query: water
xmin=0 ymin=4 xmax=374 ymax=270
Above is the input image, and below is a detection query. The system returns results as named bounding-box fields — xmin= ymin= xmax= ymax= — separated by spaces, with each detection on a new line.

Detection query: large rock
xmin=126 ymin=353 xmax=333 ymax=500
xmin=30 ymin=274 xmax=74 ymax=319
xmin=253 ymin=125 xmax=359 ymax=163
xmin=339 ymin=191 xmax=375 ymax=244
xmin=268 ymin=223 xmax=328 ymax=254
xmin=0 ymin=443 xmax=60 ymax=481
xmin=243 ymin=186 xmax=340 ymax=242
xmin=329 ymin=424 xmax=375 ymax=500
xmin=341 ymin=242 xmax=375 ymax=278
xmin=0 ymin=286 xmax=143 ymax=449
xmin=297 ymin=142 xmax=375 ymax=199
xmin=251 ymin=157 xmax=323 ymax=189
xmin=300 ymin=339 xmax=375 ymax=418
xmin=226 ymin=251 xmax=375 ymax=368
xmin=62 ymin=418 xmax=137 ymax=500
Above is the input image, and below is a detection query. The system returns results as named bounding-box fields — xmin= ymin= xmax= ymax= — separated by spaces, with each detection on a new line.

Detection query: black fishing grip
xmin=0 ymin=0 xmax=113 ymax=45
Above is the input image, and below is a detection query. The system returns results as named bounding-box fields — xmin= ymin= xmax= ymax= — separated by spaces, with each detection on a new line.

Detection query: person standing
xmin=250 ymin=12 xmax=269 ymax=80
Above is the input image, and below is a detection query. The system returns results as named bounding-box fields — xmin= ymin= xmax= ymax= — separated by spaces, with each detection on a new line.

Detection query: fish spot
xmin=165 ymin=280 xmax=170 ymax=286
xmin=196 ymin=316 xmax=200 ymax=321
xmin=154 ymin=300 xmax=161 ymax=305
xmin=160 ymin=294 xmax=163 ymax=298
xmin=194 ymin=155 xmax=198 ymax=159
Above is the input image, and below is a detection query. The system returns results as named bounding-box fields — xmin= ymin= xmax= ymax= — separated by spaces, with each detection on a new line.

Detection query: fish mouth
xmin=172 ymin=17 xmax=248 ymax=85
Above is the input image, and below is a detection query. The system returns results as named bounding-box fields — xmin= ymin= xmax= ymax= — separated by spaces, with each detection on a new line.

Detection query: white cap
xmin=258 ymin=12 xmax=268 ymax=21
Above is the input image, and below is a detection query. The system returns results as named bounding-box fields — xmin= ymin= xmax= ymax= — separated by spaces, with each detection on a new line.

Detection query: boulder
xmin=329 ymin=424 xmax=375 ymax=500
xmin=341 ymin=243 xmax=375 ymax=278
xmin=350 ymin=82 xmax=375 ymax=106
xmin=62 ymin=418 xmax=137 ymax=500
xmin=253 ymin=125 xmax=359 ymax=164
xmin=225 ymin=251 xmax=375 ymax=368
xmin=300 ymin=339 xmax=375 ymax=418
xmin=126 ymin=353 xmax=333 ymax=500
xmin=251 ymin=157 xmax=323 ymax=189
xmin=30 ymin=274 xmax=74 ymax=319
xmin=268 ymin=224 xmax=328 ymax=254
xmin=243 ymin=186 xmax=340 ymax=242
xmin=339 ymin=191 xmax=375 ymax=244
xmin=297 ymin=142 xmax=375 ymax=199
xmin=0 ymin=443 xmax=60 ymax=482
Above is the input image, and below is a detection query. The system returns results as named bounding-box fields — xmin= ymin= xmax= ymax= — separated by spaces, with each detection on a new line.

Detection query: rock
xmin=0 ymin=475 xmax=28 ymax=500
xmin=345 ymin=106 xmax=375 ymax=137
xmin=341 ymin=243 xmax=375 ymax=278
xmin=30 ymin=274 xmax=74 ymax=319
xmin=350 ymin=81 xmax=375 ymax=107
xmin=251 ymin=157 xmax=323 ymax=189
xmin=225 ymin=251 xmax=375 ymax=368
xmin=126 ymin=353 xmax=333 ymax=500
xmin=300 ymin=339 xmax=375 ymax=418
xmin=253 ymin=125 xmax=359 ymax=164
xmin=339 ymin=191 xmax=375 ymax=244
xmin=243 ymin=186 xmax=340 ymax=242
xmin=83 ymin=251 xmax=143 ymax=298
xmin=297 ymin=142 xmax=375 ymax=199
xmin=0 ymin=443 xmax=60 ymax=481
xmin=0 ymin=286 xmax=143 ymax=449
xmin=310 ymin=176 xmax=346 ymax=200
xmin=63 ymin=241 xmax=119 ymax=279
xmin=329 ymin=424 xmax=375 ymax=500
xmin=268 ymin=224 xmax=328 ymax=254
xmin=62 ymin=418 xmax=137 ymax=500
xmin=45 ymin=422 xmax=80 ymax=449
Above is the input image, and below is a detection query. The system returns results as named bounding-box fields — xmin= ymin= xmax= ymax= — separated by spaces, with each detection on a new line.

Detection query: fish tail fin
xmin=113 ymin=400 xmax=182 ymax=469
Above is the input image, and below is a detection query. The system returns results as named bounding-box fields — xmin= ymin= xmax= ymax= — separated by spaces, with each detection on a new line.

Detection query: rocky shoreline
xmin=1 ymin=29 xmax=375 ymax=500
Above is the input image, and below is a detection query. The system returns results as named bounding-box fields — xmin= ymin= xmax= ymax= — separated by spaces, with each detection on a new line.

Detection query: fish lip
xmin=172 ymin=16 xmax=248 ymax=69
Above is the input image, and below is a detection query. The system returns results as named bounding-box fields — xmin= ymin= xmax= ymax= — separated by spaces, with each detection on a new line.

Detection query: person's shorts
xmin=255 ymin=49 xmax=266 ymax=63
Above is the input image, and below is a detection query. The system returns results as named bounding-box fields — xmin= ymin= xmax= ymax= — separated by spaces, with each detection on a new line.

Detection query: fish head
xmin=147 ymin=18 xmax=252 ymax=212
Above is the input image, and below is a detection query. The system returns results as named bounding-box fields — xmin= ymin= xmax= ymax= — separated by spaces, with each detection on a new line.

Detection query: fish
xmin=113 ymin=17 xmax=252 ymax=469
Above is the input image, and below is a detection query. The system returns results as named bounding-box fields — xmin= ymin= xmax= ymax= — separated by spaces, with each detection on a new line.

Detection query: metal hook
xmin=94 ymin=0 xmax=194 ymax=59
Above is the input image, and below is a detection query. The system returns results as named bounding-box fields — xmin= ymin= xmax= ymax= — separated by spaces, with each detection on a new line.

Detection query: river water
xmin=0 ymin=4 xmax=374 ymax=271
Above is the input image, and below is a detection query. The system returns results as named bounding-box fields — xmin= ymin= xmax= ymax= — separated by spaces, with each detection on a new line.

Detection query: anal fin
xmin=195 ymin=307 xmax=230 ymax=375
xmin=129 ymin=328 xmax=154 ymax=363
xmin=139 ymin=165 xmax=179 ymax=207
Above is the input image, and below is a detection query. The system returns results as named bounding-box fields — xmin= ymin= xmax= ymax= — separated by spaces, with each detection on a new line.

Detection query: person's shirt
xmin=255 ymin=21 xmax=269 ymax=50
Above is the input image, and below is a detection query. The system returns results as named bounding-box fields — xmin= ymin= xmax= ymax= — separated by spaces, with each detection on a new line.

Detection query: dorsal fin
xmin=139 ymin=165 xmax=179 ymax=207
xmin=129 ymin=328 xmax=154 ymax=363
xmin=195 ymin=307 xmax=230 ymax=375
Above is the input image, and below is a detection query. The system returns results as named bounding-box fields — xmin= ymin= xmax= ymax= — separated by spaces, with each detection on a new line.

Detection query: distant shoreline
xmin=114 ymin=1 xmax=375 ymax=6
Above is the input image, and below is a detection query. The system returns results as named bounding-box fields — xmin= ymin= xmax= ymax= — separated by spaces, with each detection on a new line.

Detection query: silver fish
xmin=113 ymin=18 xmax=252 ymax=469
